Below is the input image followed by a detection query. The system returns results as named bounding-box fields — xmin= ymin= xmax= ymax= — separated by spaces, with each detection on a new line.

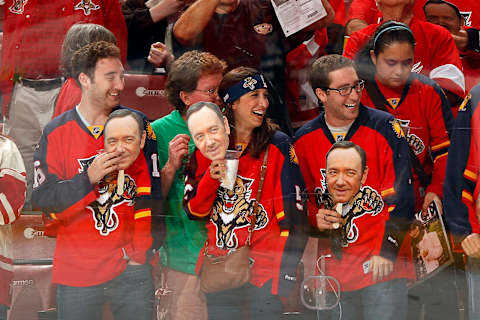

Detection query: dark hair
xmin=310 ymin=54 xmax=355 ymax=90
xmin=423 ymin=0 xmax=462 ymax=21
xmin=72 ymin=41 xmax=121 ymax=86
xmin=166 ymin=51 xmax=227 ymax=115
xmin=186 ymin=101 xmax=224 ymax=124
xmin=104 ymin=109 xmax=144 ymax=138
xmin=326 ymin=140 xmax=367 ymax=172
xmin=61 ymin=23 xmax=117 ymax=78
xmin=219 ymin=67 xmax=278 ymax=158
xmin=354 ymin=21 xmax=415 ymax=82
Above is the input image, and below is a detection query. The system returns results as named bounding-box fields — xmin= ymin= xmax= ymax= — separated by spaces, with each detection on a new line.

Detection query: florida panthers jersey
xmin=344 ymin=17 xmax=465 ymax=98
xmin=361 ymin=74 xmax=453 ymax=212
xmin=346 ymin=0 xmax=480 ymax=28
xmin=183 ymin=131 xmax=307 ymax=296
xmin=444 ymin=84 xmax=480 ymax=250
xmin=293 ymin=105 xmax=414 ymax=291
xmin=32 ymin=107 xmax=161 ymax=286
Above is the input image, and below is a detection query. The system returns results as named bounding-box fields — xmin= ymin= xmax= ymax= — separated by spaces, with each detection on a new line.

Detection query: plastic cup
xmin=221 ymin=150 xmax=241 ymax=190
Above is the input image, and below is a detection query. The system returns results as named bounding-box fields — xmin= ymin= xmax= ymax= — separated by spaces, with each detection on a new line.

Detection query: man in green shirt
xmin=151 ymin=50 xmax=226 ymax=320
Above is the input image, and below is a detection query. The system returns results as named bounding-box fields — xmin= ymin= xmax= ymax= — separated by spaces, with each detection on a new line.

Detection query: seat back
xmin=120 ymin=73 xmax=174 ymax=121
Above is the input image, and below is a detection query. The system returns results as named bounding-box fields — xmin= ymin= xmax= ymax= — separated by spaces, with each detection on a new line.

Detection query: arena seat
xmin=120 ymin=73 xmax=174 ymax=121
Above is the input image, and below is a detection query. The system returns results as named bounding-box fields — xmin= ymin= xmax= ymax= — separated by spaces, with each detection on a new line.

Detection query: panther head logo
xmin=211 ymin=176 xmax=268 ymax=250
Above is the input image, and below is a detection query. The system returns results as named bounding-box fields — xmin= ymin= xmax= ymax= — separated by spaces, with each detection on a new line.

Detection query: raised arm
xmin=173 ymin=0 xmax=221 ymax=46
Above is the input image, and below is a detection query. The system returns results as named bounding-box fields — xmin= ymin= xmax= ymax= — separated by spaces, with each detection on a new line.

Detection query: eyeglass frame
xmin=193 ymin=87 xmax=219 ymax=97
xmin=322 ymin=80 xmax=365 ymax=96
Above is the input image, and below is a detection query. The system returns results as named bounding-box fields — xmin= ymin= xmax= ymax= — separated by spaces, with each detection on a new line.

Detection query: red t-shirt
xmin=346 ymin=0 xmax=480 ymax=28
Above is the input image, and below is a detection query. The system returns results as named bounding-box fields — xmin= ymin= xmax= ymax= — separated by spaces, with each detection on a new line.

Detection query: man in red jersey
xmin=32 ymin=41 xmax=160 ymax=320
xmin=1 ymin=0 xmax=127 ymax=209
xmin=294 ymin=54 xmax=414 ymax=320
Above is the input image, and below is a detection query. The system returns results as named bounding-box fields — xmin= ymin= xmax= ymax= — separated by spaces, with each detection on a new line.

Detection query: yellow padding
xmin=135 ymin=209 xmax=151 ymax=220
xmin=464 ymin=169 xmax=478 ymax=181
xmin=280 ymin=230 xmax=289 ymax=237
xmin=381 ymin=188 xmax=395 ymax=197
xmin=431 ymin=140 xmax=450 ymax=151
xmin=137 ymin=187 xmax=151 ymax=195
xmin=462 ymin=191 xmax=473 ymax=202
xmin=276 ymin=211 xmax=285 ymax=220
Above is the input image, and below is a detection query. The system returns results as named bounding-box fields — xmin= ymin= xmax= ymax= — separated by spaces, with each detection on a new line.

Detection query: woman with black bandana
xmin=183 ymin=67 xmax=307 ymax=319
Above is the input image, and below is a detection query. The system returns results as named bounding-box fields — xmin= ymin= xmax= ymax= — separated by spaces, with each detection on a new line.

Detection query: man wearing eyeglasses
xmin=150 ymin=50 xmax=226 ymax=320
xmin=293 ymin=54 xmax=414 ymax=320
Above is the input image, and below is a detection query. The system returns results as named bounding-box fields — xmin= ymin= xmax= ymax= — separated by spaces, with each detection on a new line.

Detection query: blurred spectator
xmin=0 ymin=134 xmax=26 ymax=320
xmin=53 ymin=23 xmax=118 ymax=119
xmin=172 ymin=0 xmax=335 ymax=135
xmin=150 ymin=50 xmax=226 ymax=320
xmin=285 ymin=30 xmax=328 ymax=128
xmin=0 ymin=0 xmax=127 ymax=209
xmin=424 ymin=0 xmax=480 ymax=94
xmin=122 ymin=0 xmax=181 ymax=73
xmin=286 ymin=0 xmax=346 ymax=129
xmin=344 ymin=0 xmax=465 ymax=107
xmin=443 ymin=84 xmax=480 ymax=320
xmin=344 ymin=0 xmax=480 ymax=35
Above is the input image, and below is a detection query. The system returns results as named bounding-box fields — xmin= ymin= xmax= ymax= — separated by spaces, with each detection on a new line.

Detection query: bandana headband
xmin=222 ymin=74 xmax=268 ymax=104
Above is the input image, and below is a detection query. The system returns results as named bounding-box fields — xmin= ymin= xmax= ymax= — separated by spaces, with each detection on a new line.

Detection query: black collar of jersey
xmin=365 ymin=74 xmax=414 ymax=112
xmin=318 ymin=104 xmax=368 ymax=144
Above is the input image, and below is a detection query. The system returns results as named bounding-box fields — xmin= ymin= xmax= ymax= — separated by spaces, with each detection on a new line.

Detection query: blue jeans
xmin=407 ymin=264 xmax=461 ymax=320
xmin=466 ymin=257 xmax=480 ymax=320
xmin=329 ymin=278 xmax=407 ymax=320
xmin=56 ymin=264 xmax=154 ymax=320
xmin=206 ymin=280 xmax=282 ymax=320
xmin=0 ymin=304 xmax=6 ymax=320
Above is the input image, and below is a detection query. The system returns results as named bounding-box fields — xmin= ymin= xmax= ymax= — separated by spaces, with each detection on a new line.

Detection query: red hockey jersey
xmin=346 ymin=0 xmax=480 ymax=28
xmin=344 ymin=17 xmax=465 ymax=98
xmin=293 ymin=105 xmax=414 ymax=291
xmin=361 ymin=74 xmax=453 ymax=211
xmin=32 ymin=108 xmax=159 ymax=286
xmin=444 ymin=85 xmax=480 ymax=250
xmin=183 ymin=131 xmax=307 ymax=296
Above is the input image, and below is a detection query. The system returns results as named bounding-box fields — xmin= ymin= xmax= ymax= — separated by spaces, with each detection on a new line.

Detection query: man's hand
xmin=316 ymin=208 xmax=342 ymax=231
xmin=422 ymin=192 xmax=443 ymax=215
xmin=166 ymin=134 xmax=190 ymax=172
xmin=368 ymin=255 xmax=394 ymax=282
xmin=148 ymin=42 xmax=175 ymax=69
xmin=452 ymin=29 xmax=469 ymax=52
xmin=87 ymin=150 xmax=122 ymax=184
xmin=462 ymin=233 xmax=480 ymax=258
xmin=209 ymin=159 xmax=226 ymax=180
